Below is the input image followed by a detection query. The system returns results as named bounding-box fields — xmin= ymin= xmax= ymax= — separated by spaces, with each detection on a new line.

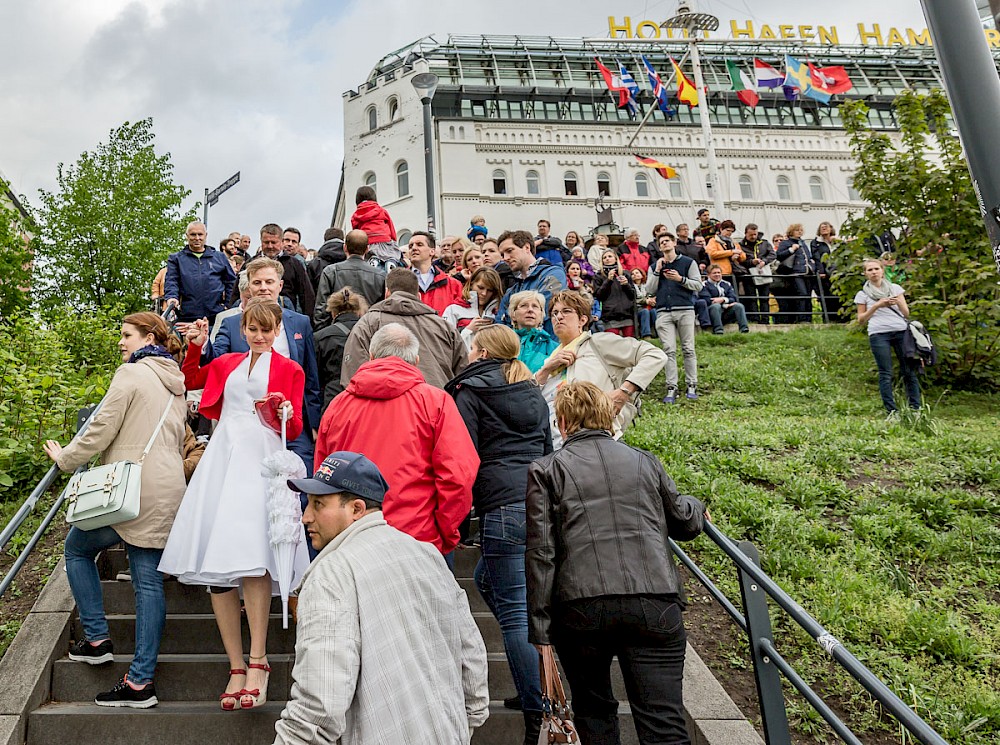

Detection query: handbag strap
xmin=138 ymin=395 xmax=178 ymax=465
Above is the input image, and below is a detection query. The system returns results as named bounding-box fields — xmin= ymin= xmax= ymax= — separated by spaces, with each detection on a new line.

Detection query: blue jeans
xmin=869 ymin=330 xmax=922 ymax=412
xmin=474 ymin=504 xmax=542 ymax=712
xmin=64 ymin=526 xmax=166 ymax=684
xmin=707 ymin=302 xmax=749 ymax=333
xmin=637 ymin=308 xmax=657 ymax=338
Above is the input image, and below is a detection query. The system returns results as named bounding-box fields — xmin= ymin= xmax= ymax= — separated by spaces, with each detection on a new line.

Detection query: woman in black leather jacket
xmin=526 ymin=381 xmax=706 ymax=745
xmin=445 ymin=324 xmax=552 ymax=745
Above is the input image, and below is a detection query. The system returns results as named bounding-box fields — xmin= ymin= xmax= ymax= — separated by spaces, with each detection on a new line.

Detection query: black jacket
xmin=445 ymin=360 xmax=552 ymax=515
xmin=275 ymin=253 xmax=316 ymax=317
xmin=594 ymin=270 xmax=636 ymax=325
xmin=315 ymin=312 xmax=361 ymax=410
xmin=526 ymin=429 xmax=705 ymax=644
xmin=675 ymin=238 xmax=708 ymax=269
xmin=307 ymin=239 xmax=346 ymax=291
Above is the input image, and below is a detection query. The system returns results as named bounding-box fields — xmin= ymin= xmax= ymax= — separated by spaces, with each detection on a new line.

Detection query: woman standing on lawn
xmin=44 ymin=312 xmax=188 ymax=709
xmin=855 ymin=259 xmax=922 ymax=417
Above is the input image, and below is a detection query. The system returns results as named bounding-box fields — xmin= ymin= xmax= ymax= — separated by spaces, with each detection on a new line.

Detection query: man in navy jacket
xmin=698 ymin=264 xmax=750 ymax=335
xmin=202 ymin=258 xmax=323 ymax=476
xmin=164 ymin=222 xmax=236 ymax=324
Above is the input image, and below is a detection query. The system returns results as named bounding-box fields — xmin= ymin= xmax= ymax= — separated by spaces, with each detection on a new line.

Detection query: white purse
xmin=64 ymin=396 xmax=176 ymax=531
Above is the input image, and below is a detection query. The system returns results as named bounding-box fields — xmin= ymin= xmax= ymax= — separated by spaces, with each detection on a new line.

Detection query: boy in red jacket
xmin=351 ymin=186 xmax=404 ymax=271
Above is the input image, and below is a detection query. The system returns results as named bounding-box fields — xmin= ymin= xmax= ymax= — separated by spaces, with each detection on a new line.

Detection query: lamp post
xmin=411 ymin=72 xmax=440 ymax=235
xmin=661 ymin=3 xmax=726 ymax=218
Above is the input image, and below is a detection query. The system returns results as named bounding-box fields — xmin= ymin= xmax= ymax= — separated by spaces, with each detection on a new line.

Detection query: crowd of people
xmin=44 ymin=187 xmax=922 ymax=745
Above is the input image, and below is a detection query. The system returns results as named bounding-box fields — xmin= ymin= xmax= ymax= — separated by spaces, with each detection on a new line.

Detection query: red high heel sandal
xmin=239 ymin=662 xmax=271 ymax=709
xmin=219 ymin=668 xmax=247 ymax=711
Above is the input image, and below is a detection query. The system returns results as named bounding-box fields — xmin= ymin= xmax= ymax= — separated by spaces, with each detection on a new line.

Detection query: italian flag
xmin=726 ymin=60 xmax=760 ymax=108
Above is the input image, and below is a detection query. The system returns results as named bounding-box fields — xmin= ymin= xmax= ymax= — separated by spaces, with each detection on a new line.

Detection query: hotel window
xmin=809 ymin=175 xmax=825 ymax=201
xmin=668 ymin=177 xmax=683 ymax=199
xmin=776 ymin=175 xmax=792 ymax=201
xmin=635 ymin=172 xmax=650 ymax=198
xmin=363 ymin=171 xmax=377 ymax=192
xmin=395 ymin=161 xmax=409 ymax=198
xmin=525 ymin=170 xmax=540 ymax=195
xmin=387 ymin=97 xmax=399 ymax=121
xmin=596 ymin=172 xmax=612 ymax=197
xmin=738 ymin=175 xmax=754 ymax=200
xmin=492 ymin=169 xmax=508 ymax=195
xmin=366 ymin=106 xmax=377 ymax=131
xmin=564 ymin=171 xmax=579 ymax=196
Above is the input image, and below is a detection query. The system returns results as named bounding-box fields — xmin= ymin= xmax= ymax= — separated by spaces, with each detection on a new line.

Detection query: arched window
xmin=395 ymin=161 xmax=409 ymax=198
xmin=526 ymin=170 xmax=540 ymax=195
xmin=738 ymin=174 xmax=754 ymax=200
xmin=847 ymin=176 xmax=861 ymax=201
xmin=366 ymin=106 xmax=377 ymax=131
xmin=363 ymin=171 xmax=377 ymax=193
xmin=387 ymin=97 xmax=399 ymax=121
xmin=564 ymin=171 xmax=578 ymax=196
xmin=776 ymin=175 xmax=791 ymax=201
xmin=492 ymin=169 xmax=507 ymax=195
xmin=809 ymin=175 xmax=825 ymax=201
xmin=397 ymin=229 xmax=412 ymax=246
xmin=635 ymin=172 xmax=650 ymax=198
xmin=668 ymin=177 xmax=683 ymax=199
xmin=597 ymin=171 xmax=612 ymax=197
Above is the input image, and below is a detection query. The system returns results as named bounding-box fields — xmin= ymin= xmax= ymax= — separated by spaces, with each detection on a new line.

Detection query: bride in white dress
xmin=159 ymin=299 xmax=309 ymax=711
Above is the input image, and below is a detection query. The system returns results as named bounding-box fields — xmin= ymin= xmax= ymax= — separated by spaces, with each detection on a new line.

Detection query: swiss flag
xmin=809 ymin=64 xmax=853 ymax=95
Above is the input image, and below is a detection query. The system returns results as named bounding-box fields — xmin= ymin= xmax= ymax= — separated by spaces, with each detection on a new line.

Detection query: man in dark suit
xmin=203 ymin=257 xmax=322 ymax=476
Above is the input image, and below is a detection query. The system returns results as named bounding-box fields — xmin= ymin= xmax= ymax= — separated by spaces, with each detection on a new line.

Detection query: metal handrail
xmin=672 ymin=521 xmax=950 ymax=745
xmin=0 ymin=406 xmax=98 ymax=599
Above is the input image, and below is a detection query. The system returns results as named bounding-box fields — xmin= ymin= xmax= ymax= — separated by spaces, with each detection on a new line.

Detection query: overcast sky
xmin=0 ymin=0 xmax=929 ymax=248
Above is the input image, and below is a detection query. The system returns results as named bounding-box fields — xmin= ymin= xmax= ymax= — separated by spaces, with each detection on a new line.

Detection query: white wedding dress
xmin=159 ymin=352 xmax=310 ymax=594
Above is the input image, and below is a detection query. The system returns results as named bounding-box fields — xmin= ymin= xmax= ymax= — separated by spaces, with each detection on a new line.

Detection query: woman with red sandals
xmin=159 ymin=298 xmax=309 ymax=710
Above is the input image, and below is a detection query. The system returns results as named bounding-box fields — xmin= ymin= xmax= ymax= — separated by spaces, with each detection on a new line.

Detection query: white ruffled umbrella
xmin=260 ymin=412 xmax=306 ymax=628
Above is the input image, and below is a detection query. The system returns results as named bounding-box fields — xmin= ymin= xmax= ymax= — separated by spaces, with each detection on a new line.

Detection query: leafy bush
xmin=0 ymin=310 xmax=117 ymax=497
xmin=836 ymin=90 xmax=1000 ymax=389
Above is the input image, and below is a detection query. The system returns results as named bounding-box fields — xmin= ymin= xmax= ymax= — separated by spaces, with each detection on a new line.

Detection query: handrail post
xmin=737 ymin=540 xmax=791 ymax=745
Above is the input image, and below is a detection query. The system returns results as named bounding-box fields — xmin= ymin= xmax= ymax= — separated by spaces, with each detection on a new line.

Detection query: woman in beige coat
xmin=43 ymin=312 xmax=187 ymax=709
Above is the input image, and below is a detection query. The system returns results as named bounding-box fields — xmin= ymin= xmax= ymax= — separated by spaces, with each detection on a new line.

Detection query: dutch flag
xmin=754 ymin=58 xmax=784 ymax=89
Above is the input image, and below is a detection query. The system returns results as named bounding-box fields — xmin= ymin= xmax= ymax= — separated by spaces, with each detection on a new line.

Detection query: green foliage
xmin=627 ymin=328 xmax=1000 ymax=744
xmin=836 ymin=90 xmax=1000 ymax=389
xmin=0 ymin=179 xmax=34 ymax=319
xmin=32 ymin=118 xmax=195 ymax=313
xmin=0 ymin=309 xmax=117 ymax=497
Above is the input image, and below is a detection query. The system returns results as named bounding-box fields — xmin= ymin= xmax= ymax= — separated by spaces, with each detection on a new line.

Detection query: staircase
xmin=25 ymin=547 xmax=644 ymax=744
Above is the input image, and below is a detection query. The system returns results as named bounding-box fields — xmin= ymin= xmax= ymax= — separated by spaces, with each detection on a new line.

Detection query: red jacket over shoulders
xmin=314 ymin=356 xmax=479 ymax=553
xmin=351 ymin=200 xmax=397 ymax=244
xmin=182 ymin=343 xmax=306 ymax=441
xmin=419 ymin=267 xmax=464 ymax=316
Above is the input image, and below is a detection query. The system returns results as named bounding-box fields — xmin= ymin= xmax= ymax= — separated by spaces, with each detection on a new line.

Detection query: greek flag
xmin=617 ymin=60 xmax=640 ymax=118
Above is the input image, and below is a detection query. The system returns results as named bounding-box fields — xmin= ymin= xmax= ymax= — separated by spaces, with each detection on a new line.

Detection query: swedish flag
xmin=783 ymin=55 xmax=830 ymax=104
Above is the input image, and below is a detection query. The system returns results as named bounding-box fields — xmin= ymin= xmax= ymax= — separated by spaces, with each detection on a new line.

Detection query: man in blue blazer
xmin=202 ymin=258 xmax=323 ymax=476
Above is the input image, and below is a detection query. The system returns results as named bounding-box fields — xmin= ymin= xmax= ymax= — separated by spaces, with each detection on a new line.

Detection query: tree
xmin=0 ymin=179 xmax=33 ymax=319
xmin=836 ymin=90 xmax=1000 ymax=389
xmin=33 ymin=119 xmax=195 ymax=313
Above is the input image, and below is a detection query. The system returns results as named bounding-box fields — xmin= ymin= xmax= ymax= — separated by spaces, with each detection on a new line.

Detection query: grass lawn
xmin=625 ymin=325 xmax=1000 ymax=743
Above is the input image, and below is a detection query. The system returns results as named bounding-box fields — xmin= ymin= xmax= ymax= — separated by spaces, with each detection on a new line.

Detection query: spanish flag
xmin=670 ymin=58 xmax=699 ymax=107
xmin=634 ymin=155 xmax=677 ymax=180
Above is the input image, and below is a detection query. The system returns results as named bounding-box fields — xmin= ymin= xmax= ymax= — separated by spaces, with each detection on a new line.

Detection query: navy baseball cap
xmin=287 ymin=452 xmax=389 ymax=502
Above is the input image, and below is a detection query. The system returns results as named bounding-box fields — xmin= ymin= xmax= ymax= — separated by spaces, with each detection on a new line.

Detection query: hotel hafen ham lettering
xmin=608 ymin=17 xmax=1000 ymax=49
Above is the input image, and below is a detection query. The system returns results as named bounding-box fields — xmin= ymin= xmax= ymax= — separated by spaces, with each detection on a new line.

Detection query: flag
xmin=784 ymin=54 xmax=830 ymax=103
xmin=809 ymin=64 xmax=853 ymax=95
xmin=754 ymin=58 xmax=784 ymax=89
xmin=641 ymin=56 xmax=675 ymax=116
xmin=634 ymin=155 xmax=677 ymax=180
xmin=617 ymin=60 xmax=641 ymax=118
xmin=595 ymin=58 xmax=629 ymax=106
xmin=726 ymin=60 xmax=760 ymax=108
xmin=783 ymin=85 xmax=799 ymax=102
xmin=670 ymin=58 xmax=699 ymax=107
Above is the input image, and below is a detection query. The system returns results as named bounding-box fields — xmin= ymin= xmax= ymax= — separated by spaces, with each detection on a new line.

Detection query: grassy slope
xmin=625 ymin=326 xmax=1000 ymax=744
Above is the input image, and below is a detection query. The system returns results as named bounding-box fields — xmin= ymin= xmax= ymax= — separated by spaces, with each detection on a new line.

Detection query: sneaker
xmin=69 ymin=639 xmax=114 ymax=665
xmin=712 ymin=329 xmax=724 ymax=335
xmin=686 ymin=384 xmax=699 ymax=400
xmin=662 ymin=387 xmax=678 ymax=404
xmin=95 ymin=676 xmax=158 ymax=709
xmin=885 ymin=410 xmax=901 ymax=423
xmin=115 ymin=571 xmax=131 ymax=581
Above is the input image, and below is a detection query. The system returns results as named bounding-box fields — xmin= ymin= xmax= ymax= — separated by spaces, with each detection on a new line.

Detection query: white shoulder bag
xmin=64 ymin=396 xmax=177 ymax=531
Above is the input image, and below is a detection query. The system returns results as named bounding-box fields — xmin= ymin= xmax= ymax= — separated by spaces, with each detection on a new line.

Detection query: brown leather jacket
xmin=526 ymin=429 xmax=705 ymax=644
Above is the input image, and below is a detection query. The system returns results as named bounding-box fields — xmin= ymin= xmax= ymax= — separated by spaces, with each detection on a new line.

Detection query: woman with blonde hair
xmin=443 ymin=266 xmax=503 ymax=349
xmin=445 ymin=324 xmax=552 ymax=745
xmin=776 ymin=223 xmax=815 ymax=323
xmin=811 ymin=221 xmax=842 ymax=321
xmin=450 ymin=239 xmax=478 ymax=281
xmin=508 ymin=290 xmax=558 ymax=373
xmin=315 ymin=288 xmax=369 ymax=408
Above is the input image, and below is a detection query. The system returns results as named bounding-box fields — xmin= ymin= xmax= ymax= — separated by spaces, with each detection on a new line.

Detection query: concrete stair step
xmin=28 ymin=701 xmax=285 ymax=745
xmin=50 ymin=654 xmax=294 ymax=703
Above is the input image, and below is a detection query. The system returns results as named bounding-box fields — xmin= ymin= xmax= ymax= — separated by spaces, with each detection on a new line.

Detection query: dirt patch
xmin=683 ymin=569 xmax=901 ymax=745
xmin=844 ymin=462 xmax=904 ymax=491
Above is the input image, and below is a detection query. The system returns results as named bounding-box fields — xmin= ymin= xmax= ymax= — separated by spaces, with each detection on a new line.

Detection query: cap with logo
xmin=287 ymin=452 xmax=389 ymax=503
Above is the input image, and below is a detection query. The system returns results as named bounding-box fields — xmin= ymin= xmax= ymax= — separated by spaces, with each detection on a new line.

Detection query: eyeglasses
xmin=550 ymin=309 xmax=578 ymax=319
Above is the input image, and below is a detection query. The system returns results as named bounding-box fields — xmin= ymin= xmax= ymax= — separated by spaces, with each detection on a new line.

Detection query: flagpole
xmin=626 ymin=50 xmax=690 ymax=151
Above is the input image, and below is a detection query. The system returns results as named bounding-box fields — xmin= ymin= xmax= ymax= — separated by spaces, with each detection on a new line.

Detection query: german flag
xmin=634 ymin=155 xmax=677 ymax=180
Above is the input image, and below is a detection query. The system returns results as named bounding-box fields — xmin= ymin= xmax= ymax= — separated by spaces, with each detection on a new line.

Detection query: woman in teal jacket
xmin=508 ymin=290 xmax=558 ymax=373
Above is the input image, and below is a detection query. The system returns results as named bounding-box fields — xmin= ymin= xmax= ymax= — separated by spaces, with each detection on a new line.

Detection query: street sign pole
xmin=202 ymin=172 xmax=241 ymax=230
xmin=203 ymin=188 xmax=209 ymax=225
xmin=920 ymin=0 xmax=1000 ymax=273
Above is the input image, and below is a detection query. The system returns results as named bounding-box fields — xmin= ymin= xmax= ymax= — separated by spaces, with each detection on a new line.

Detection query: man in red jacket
xmin=314 ymin=322 xmax=478 ymax=556
xmin=408 ymin=232 xmax=463 ymax=315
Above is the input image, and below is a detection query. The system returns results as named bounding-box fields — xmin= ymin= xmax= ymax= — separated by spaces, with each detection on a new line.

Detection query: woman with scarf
xmin=855 ymin=259 xmax=922 ymax=417
xmin=811 ymin=221 xmax=843 ymax=322
xmin=705 ymin=220 xmax=744 ymax=281
xmin=508 ymin=290 xmax=559 ymax=373
xmin=44 ymin=313 xmax=188 ymax=708
xmin=776 ymin=224 xmax=816 ymax=324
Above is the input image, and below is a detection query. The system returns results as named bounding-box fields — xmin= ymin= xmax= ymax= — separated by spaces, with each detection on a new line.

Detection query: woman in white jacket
xmin=442 ymin=266 xmax=503 ymax=350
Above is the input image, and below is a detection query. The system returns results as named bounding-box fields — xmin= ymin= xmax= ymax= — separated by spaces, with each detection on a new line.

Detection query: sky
xmin=0 ymin=0 xmax=929 ymax=249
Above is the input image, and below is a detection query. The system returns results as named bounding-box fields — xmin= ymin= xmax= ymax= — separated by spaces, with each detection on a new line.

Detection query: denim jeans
xmin=707 ymin=302 xmax=749 ymax=333
xmin=474 ymin=504 xmax=542 ymax=712
xmin=869 ymin=330 xmax=922 ymax=412
xmin=553 ymin=595 xmax=689 ymax=745
xmin=64 ymin=526 xmax=166 ymax=684
xmin=637 ymin=308 xmax=657 ymax=338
